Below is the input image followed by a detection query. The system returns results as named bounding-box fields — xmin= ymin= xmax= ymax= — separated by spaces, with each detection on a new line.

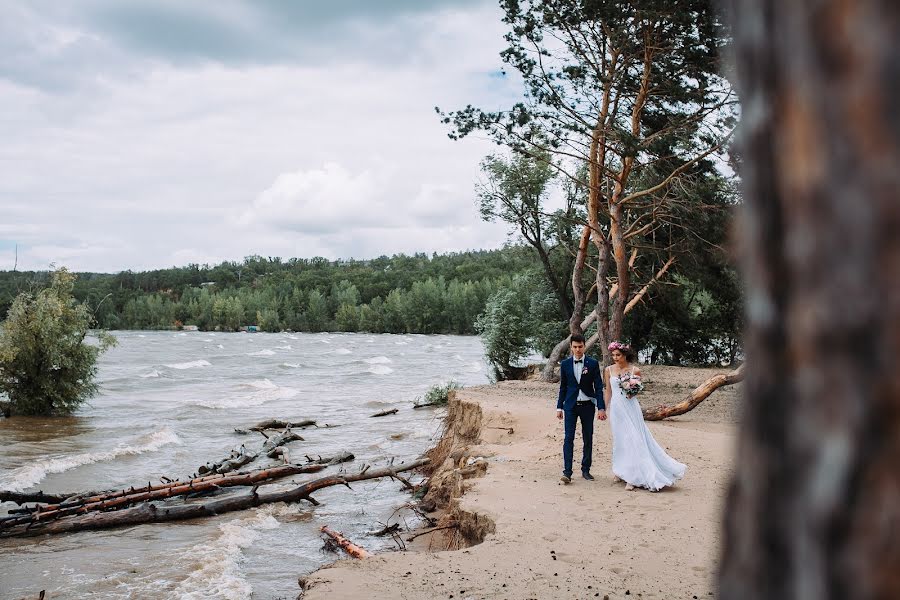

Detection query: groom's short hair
xmin=570 ymin=334 xmax=586 ymax=345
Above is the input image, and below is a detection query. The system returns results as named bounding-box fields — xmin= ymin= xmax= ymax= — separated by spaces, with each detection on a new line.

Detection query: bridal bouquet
xmin=618 ymin=372 xmax=644 ymax=398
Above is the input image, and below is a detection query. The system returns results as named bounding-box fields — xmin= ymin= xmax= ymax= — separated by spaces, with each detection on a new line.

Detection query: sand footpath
xmin=302 ymin=367 xmax=740 ymax=599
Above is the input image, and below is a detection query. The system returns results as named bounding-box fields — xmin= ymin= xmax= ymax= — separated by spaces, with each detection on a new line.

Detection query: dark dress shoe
xmin=560 ymin=475 xmax=572 ymax=484
xmin=582 ymin=472 xmax=595 ymax=481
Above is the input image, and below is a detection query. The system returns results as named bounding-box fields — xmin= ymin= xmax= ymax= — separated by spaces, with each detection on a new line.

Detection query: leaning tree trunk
xmin=719 ymin=1 xmax=900 ymax=599
xmin=642 ymin=365 xmax=744 ymax=421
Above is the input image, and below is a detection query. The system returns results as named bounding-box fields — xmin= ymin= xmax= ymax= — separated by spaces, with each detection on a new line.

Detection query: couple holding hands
xmin=556 ymin=335 xmax=685 ymax=491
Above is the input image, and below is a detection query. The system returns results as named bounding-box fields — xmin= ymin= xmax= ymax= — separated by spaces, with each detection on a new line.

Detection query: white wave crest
xmin=280 ymin=363 xmax=301 ymax=369
xmin=140 ymin=369 xmax=162 ymax=378
xmin=172 ymin=505 xmax=291 ymax=600
xmin=247 ymin=349 xmax=275 ymax=356
xmin=367 ymin=365 xmax=394 ymax=375
xmin=165 ymin=360 xmax=211 ymax=370
xmin=329 ymin=348 xmax=352 ymax=355
xmin=274 ymin=345 xmax=292 ymax=350
xmin=193 ymin=380 xmax=299 ymax=409
xmin=0 ymin=429 xmax=181 ymax=492
xmin=364 ymin=356 xmax=392 ymax=364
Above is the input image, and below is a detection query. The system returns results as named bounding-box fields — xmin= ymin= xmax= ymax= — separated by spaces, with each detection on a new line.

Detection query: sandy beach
xmin=301 ymin=366 xmax=742 ymax=599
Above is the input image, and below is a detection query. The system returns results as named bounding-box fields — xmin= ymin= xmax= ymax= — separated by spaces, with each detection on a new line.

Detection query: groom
xmin=556 ymin=334 xmax=606 ymax=483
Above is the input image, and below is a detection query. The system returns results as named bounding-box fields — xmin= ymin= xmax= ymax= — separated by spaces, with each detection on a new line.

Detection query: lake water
xmin=0 ymin=331 xmax=490 ymax=599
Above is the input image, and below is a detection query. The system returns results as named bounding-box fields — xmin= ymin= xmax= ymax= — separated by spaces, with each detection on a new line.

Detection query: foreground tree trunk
xmin=719 ymin=1 xmax=900 ymax=598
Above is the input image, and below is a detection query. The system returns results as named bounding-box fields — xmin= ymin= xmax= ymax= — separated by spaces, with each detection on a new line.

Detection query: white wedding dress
xmin=609 ymin=371 xmax=686 ymax=491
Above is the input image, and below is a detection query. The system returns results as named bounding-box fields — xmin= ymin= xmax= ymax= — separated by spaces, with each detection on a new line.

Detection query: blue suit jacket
xmin=557 ymin=356 xmax=605 ymax=411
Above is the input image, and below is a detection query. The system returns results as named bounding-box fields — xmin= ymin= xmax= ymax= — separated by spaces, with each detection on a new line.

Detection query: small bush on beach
xmin=414 ymin=381 xmax=461 ymax=408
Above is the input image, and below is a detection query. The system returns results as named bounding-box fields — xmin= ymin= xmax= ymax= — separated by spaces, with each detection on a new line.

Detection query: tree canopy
xmin=442 ymin=0 xmax=740 ymax=375
xmin=0 ymin=269 xmax=116 ymax=416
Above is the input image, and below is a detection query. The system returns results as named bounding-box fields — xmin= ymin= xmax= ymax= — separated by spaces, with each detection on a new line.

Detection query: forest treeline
xmin=0 ymin=248 xmax=534 ymax=336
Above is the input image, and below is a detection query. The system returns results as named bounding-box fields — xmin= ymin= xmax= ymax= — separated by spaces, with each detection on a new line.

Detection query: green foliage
xmin=414 ymin=380 xmax=461 ymax=407
xmin=0 ymin=249 xmax=533 ymax=336
xmin=475 ymin=277 xmax=535 ymax=380
xmin=0 ymin=269 xmax=116 ymax=416
xmin=441 ymin=0 xmax=741 ymax=367
xmin=477 ymin=150 xmax=576 ymax=321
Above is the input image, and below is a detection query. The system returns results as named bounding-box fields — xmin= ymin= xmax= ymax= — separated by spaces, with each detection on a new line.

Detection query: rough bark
xmin=0 ymin=465 xmax=324 ymax=529
xmin=197 ymin=430 xmax=303 ymax=476
xmin=248 ymin=419 xmax=316 ymax=431
xmin=304 ymin=451 xmax=355 ymax=466
xmin=642 ymin=365 xmax=744 ymax=421
xmin=719 ymin=1 xmax=900 ymax=598
xmin=0 ymin=490 xmax=91 ymax=505
xmin=1 ymin=458 xmax=429 ymax=538
xmin=320 ymin=525 xmax=371 ymax=558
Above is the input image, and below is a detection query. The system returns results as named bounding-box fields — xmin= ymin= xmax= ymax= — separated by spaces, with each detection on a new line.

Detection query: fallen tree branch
xmin=304 ymin=451 xmax=355 ymax=465
xmin=368 ymin=522 xmax=401 ymax=537
xmin=1 ymin=458 xmax=429 ymax=538
xmin=0 ymin=490 xmax=92 ymax=506
xmin=0 ymin=464 xmax=325 ymax=529
xmin=197 ymin=430 xmax=304 ymax=476
xmin=412 ymin=401 xmax=443 ymax=409
xmin=370 ymin=409 xmax=398 ymax=418
xmin=320 ymin=525 xmax=371 ymax=558
xmin=406 ymin=524 xmax=458 ymax=542
xmin=642 ymin=365 xmax=745 ymax=421
xmin=249 ymin=419 xmax=316 ymax=431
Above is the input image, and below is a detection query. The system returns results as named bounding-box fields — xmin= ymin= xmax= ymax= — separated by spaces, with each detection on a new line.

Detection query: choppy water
xmin=0 ymin=331 xmax=489 ymax=599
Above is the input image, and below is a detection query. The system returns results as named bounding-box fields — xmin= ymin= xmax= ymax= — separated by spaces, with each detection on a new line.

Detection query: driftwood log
xmin=370 ymin=409 xmax=398 ymax=418
xmin=197 ymin=430 xmax=304 ymax=476
xmin=304 ymin=451 xmax=355 ymax=466
xmin=0 ymin=490 xmax=104 ymax=506
xmin=320 ymin=525 xmax=371 ymax=558
xmin=642 ymin=365 xmax=745 ymax=421
xmin=0 ymin=464 xmax=325 ymax=530
xmin=249 ymin=419 xmax=316 ymax=431
xmin=0 ymin=458 xmax=429 ymax=538
xmin=412 ymin=402 xmax=443 ymax=409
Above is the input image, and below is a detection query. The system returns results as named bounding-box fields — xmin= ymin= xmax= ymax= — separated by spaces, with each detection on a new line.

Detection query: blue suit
xmin=557 ymin=355 xmax=605 ymax=477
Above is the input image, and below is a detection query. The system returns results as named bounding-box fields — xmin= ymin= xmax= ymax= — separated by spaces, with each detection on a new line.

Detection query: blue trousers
xmin=563 ymin=402 xmax=595 ymax=477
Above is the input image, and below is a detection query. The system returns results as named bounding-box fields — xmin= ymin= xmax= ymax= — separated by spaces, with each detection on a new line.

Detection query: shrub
xmin=0 ymin=269 xmax=116 ymax=416
xmin=414 ymin=381 xmax=461 ymax=407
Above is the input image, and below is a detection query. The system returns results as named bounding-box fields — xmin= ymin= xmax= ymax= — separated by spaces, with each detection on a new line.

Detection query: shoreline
xmin=300 ymin=368 xmax=741 ymax=599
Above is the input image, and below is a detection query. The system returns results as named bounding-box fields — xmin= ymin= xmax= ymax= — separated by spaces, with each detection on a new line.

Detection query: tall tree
xmin=718 ymin=0 xmax=900 ymax=598
xmin=477 ymin=151 xmax=574 ymax=320
xmin=442 ymin=0 xmax=736 ymax=374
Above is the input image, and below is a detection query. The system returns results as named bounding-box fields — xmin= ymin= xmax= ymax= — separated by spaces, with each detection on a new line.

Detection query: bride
xmin=605 ymin=341 xmax=686 ymax=491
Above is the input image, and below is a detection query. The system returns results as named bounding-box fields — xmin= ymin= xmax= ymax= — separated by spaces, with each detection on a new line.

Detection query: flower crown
xmin=607 ymin=341 xmax=630 ymax=352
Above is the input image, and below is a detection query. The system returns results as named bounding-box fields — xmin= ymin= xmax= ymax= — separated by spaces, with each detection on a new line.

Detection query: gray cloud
xmin=0 ymin=0 xmax=518 ymax=273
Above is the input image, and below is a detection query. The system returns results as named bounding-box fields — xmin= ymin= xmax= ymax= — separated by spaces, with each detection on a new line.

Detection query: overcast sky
xmin=0 ymin=0 xmax=524 ymax=273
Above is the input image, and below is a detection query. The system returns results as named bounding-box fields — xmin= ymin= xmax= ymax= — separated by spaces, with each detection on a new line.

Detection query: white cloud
xmin=0 ymin=1 xmax=522 ymax=273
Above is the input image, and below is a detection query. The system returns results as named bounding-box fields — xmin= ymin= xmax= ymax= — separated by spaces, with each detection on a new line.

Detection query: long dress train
xmin=609 ymin=372 xmax=686 ymax=491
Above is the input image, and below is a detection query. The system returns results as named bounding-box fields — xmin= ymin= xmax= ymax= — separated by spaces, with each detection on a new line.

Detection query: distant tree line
xmin=0 ymin=249 xmax=534 ymax=335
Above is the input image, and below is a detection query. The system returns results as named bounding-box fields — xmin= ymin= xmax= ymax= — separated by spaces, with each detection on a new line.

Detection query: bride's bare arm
xmin=604 ymin=366 xmax=613 ymax=410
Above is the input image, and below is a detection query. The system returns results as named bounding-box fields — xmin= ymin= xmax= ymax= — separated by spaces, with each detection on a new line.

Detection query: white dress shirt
xmin=572 ymin=358 xmax=594 ymax=404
